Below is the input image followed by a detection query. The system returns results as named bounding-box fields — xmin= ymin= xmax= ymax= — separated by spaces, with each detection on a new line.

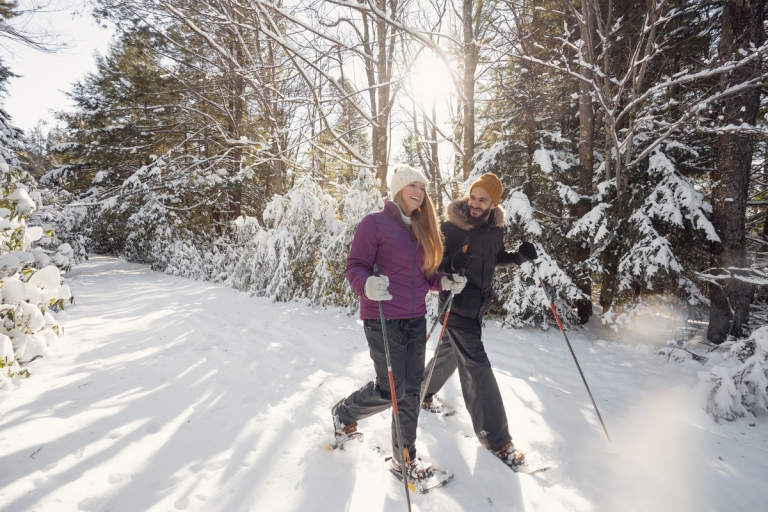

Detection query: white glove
xmin=365 ymin=275 xmax=392 ymax=301
xmin=441 ymin=274 xmax=467 ymax=295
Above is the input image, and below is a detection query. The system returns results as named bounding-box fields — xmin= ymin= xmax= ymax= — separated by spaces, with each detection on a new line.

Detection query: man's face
xmin=468 ymin=187 xmax=493 ymax=219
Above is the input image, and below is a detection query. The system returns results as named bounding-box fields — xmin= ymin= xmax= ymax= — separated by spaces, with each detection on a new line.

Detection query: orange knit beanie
xmin=469 ymin=173 xmax=503 ymax=205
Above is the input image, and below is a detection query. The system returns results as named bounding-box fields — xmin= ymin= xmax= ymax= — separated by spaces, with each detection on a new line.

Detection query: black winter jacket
xmin=438 ymin=198 xmax=524 ymax=332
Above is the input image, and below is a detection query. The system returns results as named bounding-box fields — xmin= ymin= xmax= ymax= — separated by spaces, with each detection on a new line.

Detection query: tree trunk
xmin=431 ymin=99 xmax=442 ymax=212
xmin=707 ymin=0 xmax=765 ymax=343
xmin=599 ymin=247 xmax=620 ymax=310
xmin=461 ymin=0 xmax=478 ymax=181
xmin=229 ymin=42 xmax=245 ymax=221
xmin=576 ymin=0 xmax=596 ymax=323
xmin=372 ymin=4 xmax=391 ymax=197
xmin=266 ymin=39 xmax=284 ymax=195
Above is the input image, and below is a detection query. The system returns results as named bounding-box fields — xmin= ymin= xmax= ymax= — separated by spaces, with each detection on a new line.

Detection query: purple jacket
xmin=347 ymin=201 xmax=445 ymax=320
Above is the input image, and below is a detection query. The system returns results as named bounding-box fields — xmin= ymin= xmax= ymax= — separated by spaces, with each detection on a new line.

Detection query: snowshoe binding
xmin=494 ymin=442 xmax=550 ymax=475
xmin=421 ymin=395 xmax=456 ymax=417
xmin=326 ymin=399 xmax=363 ymax=451
xmin=388 ymin=455 xmax=454 ymax=494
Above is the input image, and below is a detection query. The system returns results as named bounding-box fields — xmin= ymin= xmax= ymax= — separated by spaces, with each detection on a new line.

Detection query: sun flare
xmin=409 ymin=58 xmax=453 ymax=106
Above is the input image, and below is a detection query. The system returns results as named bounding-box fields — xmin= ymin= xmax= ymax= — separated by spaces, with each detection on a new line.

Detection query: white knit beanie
xmin=389 ymin=165 xmax=428 ymax=200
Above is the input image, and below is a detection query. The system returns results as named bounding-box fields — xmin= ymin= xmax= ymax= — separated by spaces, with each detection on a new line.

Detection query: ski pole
xmin=420 ymin=241 xmax=469 ymax=405
xmin=424 ymin=296 xmax=452 ymax=344
xmin=373 ymin=264 xmax=413 ymax=508
xmin=532 ymin=261 xmax=612 ymax=443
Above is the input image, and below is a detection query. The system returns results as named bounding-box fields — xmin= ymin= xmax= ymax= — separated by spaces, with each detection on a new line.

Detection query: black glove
xmin=518 ymin=241 xmax=538 ymax=262
xmin=450 ymin=249 xmax=472 ymax=271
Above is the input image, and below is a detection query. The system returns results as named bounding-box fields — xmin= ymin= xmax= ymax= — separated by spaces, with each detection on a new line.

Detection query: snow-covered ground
xmin=1 ymin=257 xmax=766 ymax=511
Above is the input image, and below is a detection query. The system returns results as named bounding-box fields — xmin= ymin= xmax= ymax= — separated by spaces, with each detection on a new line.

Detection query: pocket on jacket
xmin=452 ymin=293 xmax=482 ymax=319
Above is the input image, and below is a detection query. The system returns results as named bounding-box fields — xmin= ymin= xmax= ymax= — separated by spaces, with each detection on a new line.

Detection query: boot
xmin=494 ymin=441 xmax=526 ymax=468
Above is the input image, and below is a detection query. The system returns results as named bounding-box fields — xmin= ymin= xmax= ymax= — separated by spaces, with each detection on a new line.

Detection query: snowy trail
xmin=1 ymin=257 xmax=766 ymax=511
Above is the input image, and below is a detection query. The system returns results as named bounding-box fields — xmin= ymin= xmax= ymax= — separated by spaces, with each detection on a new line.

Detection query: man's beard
xmin=466 ymin=205 xmax=492 ymax=225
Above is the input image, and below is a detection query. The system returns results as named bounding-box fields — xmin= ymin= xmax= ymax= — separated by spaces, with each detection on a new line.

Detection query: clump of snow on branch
xmin=567 ymin=203 xmax=611 ymax=245
xmin=502 ymin=190 xmax=542 ymax=236
xmin=472 ymin=142 xmax=508 ymax=180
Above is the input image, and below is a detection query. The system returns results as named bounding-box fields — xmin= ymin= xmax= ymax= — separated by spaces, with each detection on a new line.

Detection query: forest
xmin=2 ymin=0 xmax=768 ymax=418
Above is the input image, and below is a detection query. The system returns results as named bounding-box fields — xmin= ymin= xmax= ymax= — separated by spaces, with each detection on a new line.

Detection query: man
xmin=421 ymin=173 xmax=537 ymax=468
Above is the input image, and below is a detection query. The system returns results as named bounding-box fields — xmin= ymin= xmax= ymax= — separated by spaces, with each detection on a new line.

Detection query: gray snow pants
xmin=421 ymin=326 xmax=512 ymax=452
xmin=335 ymin=317 xmax=426 ymax=464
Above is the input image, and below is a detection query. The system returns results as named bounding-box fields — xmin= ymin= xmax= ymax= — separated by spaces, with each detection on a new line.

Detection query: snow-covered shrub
xmin=160 ymin=176 xmax=346 ymax=301
xmin=310 ymin=170 xmax=382 ymax=308
xmin=220 ymin=216 xmax=265 ymax=291
xmin=0 ymin=109 xmax=72 ymax=388
xmin=699 ymin=326 xmax=768 ymax=421
xmin=252 ymin=177 xmax=342 ymax=300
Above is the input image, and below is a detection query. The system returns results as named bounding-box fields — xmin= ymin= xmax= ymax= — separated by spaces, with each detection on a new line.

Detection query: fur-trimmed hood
xmin=445 ymin=197 xmax=506 ymax=231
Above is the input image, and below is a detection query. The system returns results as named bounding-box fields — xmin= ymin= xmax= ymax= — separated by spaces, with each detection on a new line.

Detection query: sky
xmin=1 ymin=1 xmax=114 ymax=133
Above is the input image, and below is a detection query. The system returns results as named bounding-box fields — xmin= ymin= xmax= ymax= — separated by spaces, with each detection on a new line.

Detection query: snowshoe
xmin=388 ymin=456 xmax=454 ymax=494
xmin=421 ymin=395 xmax=456 ymax=417
xmin=326 ymin=431 xmax=364 ymax=450
xmin=326 ymin=399 xmax=363 ymax=451
xmin=494 ymin=442 xmax=550 ymax=475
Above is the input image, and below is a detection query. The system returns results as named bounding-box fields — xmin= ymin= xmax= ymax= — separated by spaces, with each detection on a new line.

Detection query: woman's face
xmin=402 ymin=181 xmax=426 ymax=215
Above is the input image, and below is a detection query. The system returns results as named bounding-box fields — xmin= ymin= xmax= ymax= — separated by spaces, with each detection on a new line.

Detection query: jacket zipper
xmin=392 ymin=204 xmax=418 ymax=318
xmin=410 ymin=232 xmax=417 ymax=317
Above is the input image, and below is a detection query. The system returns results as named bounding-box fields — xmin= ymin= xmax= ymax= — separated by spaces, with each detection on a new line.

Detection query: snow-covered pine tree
xmin=571 ymin=145 xmax=717 ymax=330
xmin=30 ymin=184 xmax=91 ymax=265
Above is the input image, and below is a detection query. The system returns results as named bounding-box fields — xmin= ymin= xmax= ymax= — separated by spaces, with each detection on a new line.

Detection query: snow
xmin=25 ymin=226 xmax=43 ymax=244
xmin=471 ymin=142 xmax=508 ymax=179
xmin=27 ymin=266 xmax=62 ymax=290
xmin=7 ymin=188 xmax=37 ymax=214
xmin=0 ymin=333 xmax=12 ymax=360
xmin=1 ymin=276 xmax=26 ymax=304
xmin=532 ymin=149 xmax=553 ymax=174
xmin=502 ymin=191 xmax=543 ymax=236
xmin=0 ymin=253 xmax=19 ymax=271
xmin=1 ymin=257 xmax=767 ymax=511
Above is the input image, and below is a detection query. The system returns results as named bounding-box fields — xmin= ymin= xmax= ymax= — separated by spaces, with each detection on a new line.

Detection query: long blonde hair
xmin=394 ymin=189 xmax=444 ymax=276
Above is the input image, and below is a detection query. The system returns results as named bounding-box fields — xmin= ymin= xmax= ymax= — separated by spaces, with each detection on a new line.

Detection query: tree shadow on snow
xmin=0 ymin=257 xmax=368 ymax=511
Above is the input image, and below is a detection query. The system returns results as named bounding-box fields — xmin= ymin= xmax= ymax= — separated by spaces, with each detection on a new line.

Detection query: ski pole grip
xmin=373 ymin=263 xmax=379 ymax=277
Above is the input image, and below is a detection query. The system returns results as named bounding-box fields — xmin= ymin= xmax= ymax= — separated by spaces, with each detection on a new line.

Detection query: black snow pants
xmin=421 ymin=326 xmax=512 ymax=452
xmin=335 ymin=317 xmax=426 ymax=464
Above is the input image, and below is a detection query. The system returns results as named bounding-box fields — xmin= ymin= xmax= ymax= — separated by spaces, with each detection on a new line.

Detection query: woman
xmin=332 ymin=165 xmax=466 ymax=480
